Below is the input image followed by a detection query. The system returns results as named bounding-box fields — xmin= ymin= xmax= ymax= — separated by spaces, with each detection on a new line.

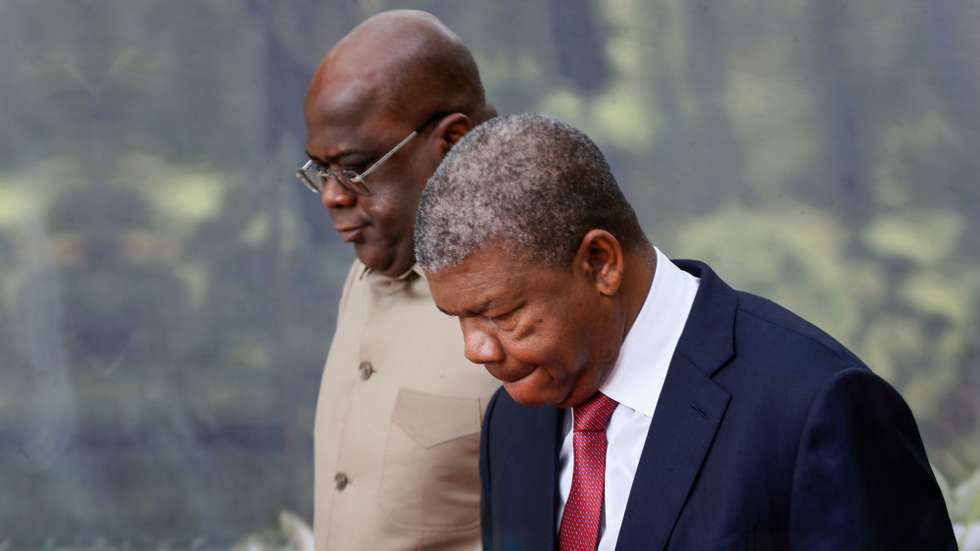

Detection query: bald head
xmin=301 ymin=11 xmax=495 ymax=278
xmin=305 ymin=10 xmax=493 ymax=128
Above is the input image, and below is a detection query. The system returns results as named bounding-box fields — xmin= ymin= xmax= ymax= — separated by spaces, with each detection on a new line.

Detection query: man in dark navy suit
xmin=413 ymin=114 xmax=956 ymax=550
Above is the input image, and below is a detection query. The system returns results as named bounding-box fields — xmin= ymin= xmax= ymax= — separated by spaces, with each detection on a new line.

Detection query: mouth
xmin=334 ymin=224 xmax=366 ymax=242
xmin=487 ymin=363 xmax=537 ymax=384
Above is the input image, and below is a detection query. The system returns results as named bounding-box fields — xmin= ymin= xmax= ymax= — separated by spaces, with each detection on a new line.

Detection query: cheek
xmin=369 ymin=165 xmax=427 ymax=225
xmin=499 ymin=280 xmax=601 ymax=371
xmin=504 ymin=318 xmax=579 ymax=370
xmin=555 ymin=295 xmax=605 ymax=368
xmin=363 ymin=194 xmax=409 ymax=234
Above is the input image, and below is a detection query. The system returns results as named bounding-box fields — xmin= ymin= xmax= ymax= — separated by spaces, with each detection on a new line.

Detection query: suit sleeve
xmin=481 ymin=389 xmax=501 ymax=550
xmin=789 ymin=368 xmax=957 ymax=550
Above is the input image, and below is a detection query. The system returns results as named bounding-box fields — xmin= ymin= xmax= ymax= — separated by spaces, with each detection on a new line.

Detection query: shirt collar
xmin=359 ymin=262 xmax=425 ymax=281
xmin=599 ymin=247 xmax=700 ymax=417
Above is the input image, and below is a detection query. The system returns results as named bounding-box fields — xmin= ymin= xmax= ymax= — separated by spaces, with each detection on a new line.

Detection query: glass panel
xmin=0 ymin=0 xmax=977 ymax=547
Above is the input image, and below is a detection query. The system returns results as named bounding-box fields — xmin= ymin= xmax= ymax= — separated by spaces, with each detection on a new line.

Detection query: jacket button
xmin=358 ymin=361 xmax=375 ymax=380
xmin=334 ymin=472 xmax=349 ymax=491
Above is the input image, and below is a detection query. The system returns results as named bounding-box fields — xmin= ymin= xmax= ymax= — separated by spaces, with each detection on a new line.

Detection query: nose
xmin=321 ymin=176 xmax=356 ymax=209
xmin=461 ymin=319 xmax=504 ymax=365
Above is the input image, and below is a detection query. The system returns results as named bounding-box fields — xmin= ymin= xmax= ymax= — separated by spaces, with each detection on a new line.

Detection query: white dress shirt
xmin=557 ymin=248 xmax=700 ymax=550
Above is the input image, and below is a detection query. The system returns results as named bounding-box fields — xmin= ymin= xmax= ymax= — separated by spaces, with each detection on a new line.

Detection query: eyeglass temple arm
xmin=353 ymin=131 xmax=419 ymax=182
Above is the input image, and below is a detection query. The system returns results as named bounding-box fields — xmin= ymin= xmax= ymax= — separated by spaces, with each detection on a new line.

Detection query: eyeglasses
xmin=296 ymin=113 xmax=444 ymax=197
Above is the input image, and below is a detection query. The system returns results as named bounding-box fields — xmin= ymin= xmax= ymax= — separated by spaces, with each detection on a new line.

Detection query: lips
xmin=334 ymin=224 xmax=366 ymax=242
xmin=487 ymin=363 xmax=537 ymax=384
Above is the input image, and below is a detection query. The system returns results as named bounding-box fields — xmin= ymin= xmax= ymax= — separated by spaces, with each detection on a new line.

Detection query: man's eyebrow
xmin=305 ymin=150 xmax=327 ymax=164
xmin=305 ymin=148 xmax=369 ymax=165
xmin=437 ymin=299 xmax=491 ymax=318
xmin=468 ymin=300 xmax=492 ymax=316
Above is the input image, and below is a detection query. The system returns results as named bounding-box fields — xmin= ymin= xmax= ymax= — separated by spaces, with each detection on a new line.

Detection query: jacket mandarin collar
xmin=360 ymin=262 xmax=426 ymax=295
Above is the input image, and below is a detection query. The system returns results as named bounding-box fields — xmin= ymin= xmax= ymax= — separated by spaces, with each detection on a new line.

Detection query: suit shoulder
xmin=704 ymin=293 xmax=879 ymax=453
xmin=734 ymin=291 xmax=866 ymax=373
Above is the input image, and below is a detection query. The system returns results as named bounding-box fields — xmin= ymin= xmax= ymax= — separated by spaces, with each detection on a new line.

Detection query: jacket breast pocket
xmin=379 ymin=387 xmax=482 ymax=531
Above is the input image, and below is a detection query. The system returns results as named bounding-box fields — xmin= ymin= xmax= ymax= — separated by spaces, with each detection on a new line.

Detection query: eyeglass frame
xmin=296 ymin=112 xmax=447 ymax=197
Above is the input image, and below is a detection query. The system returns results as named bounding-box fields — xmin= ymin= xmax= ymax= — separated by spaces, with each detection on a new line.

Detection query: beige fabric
xmin=314 ymin=260 xmax=500 ymax=550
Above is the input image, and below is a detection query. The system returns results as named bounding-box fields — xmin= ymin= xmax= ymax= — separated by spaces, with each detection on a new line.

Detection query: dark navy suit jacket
xmin=480 ymin=260 xmax=956 ymax=550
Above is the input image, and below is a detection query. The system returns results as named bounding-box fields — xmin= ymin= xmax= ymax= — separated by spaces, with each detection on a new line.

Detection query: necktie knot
xmin=573 ymin=392 xmax=618 ymax=432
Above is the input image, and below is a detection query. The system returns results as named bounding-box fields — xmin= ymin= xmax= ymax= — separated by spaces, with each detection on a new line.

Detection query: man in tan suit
xmin=297 ymin=10 xmax=500 ymax=550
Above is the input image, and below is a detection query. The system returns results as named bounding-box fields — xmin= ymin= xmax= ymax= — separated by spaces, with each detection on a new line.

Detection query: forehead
xmin=304 ymin=76 xmax=396 ymax=158
xmin=427 ymin=247 xmax=561 ymax=315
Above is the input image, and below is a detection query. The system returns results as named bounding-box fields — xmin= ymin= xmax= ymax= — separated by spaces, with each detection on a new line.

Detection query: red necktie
xmin=559 ymin=392 xmax=619 ymax=551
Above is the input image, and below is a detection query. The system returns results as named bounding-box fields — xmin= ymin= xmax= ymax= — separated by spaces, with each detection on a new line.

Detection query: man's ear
xmin=433 ymin=113 xmax=473 ymax=156
xmin=573 ymin=229 xmax=624 ymax=296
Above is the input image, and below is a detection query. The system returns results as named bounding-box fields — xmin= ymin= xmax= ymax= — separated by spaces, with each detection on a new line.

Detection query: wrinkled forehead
xmin=425 ymin=245 xmax=544 ymax=315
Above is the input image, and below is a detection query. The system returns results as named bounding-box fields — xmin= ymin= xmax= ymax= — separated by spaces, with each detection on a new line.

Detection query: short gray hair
xmin=415 ymin=113 xmax=646 ymax=272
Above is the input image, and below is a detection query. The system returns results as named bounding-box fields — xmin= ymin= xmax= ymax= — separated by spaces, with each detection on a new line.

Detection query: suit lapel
xmin=533 ymin=406 xmax=560 ymax=550
xmin=616 ymin=355 xmax=730 ymax=550
xmin=616 ymin=260 xmax=737 ymax=550
xmin=502 ymin=401 xmax=560 ymax=550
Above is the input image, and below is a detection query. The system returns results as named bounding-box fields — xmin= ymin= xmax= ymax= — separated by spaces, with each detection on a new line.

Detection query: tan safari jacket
xmin=314 ymin=260 xmax=500 ymax=550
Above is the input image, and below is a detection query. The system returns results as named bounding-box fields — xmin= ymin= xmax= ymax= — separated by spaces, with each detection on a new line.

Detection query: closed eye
xmin=491 ymin=311 xmax=515 ymax=323
xmin=338 ymin=161 xmax=372 ymax=175
xmin=489 ymin=303 xmax=524 ymax=328
xmin=310 ymin=160 xmax=369 ymax=177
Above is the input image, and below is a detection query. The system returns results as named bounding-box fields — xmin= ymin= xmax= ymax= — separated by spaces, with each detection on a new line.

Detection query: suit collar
xmin=601 ymin=249 xmax=701 ymax=418
xmin=671 ymin=259 xmax=738 ymax=376
xmin=614 ymin=259 xmax=736 ymax=550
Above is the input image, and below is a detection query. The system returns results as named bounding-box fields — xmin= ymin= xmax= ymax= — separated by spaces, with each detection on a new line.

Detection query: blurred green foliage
xmin=0 ymin=0 xmax=977 ymax=543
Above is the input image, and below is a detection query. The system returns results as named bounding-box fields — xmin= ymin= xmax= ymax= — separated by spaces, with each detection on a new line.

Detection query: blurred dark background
xmin=0 ymin=0 xmax=978 ymax=547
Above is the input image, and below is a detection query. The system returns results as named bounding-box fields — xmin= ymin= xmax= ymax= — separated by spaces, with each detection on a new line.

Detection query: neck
xmin=619 ymin=244 xmax=657 ymax=340
xmin=375 ymin=252 xmax=418 ymax=279
xmin=473 ymin=103 xmax=498 ymax=125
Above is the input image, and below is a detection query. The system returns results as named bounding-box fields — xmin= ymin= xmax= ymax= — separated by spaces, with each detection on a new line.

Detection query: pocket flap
xmin=391 ymin=388 xmax=481 ymax=448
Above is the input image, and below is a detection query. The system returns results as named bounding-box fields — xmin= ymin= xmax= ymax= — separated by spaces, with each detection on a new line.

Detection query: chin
xmin=503 ymin=384 xmax=548 ymax=407
xmin=501 ymin=369 xmax=574 ymax=408
xmin=354 ymin=244 xmax=392 ymax=272
xmin=509 ymin=368 xmax=603 ymax=409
